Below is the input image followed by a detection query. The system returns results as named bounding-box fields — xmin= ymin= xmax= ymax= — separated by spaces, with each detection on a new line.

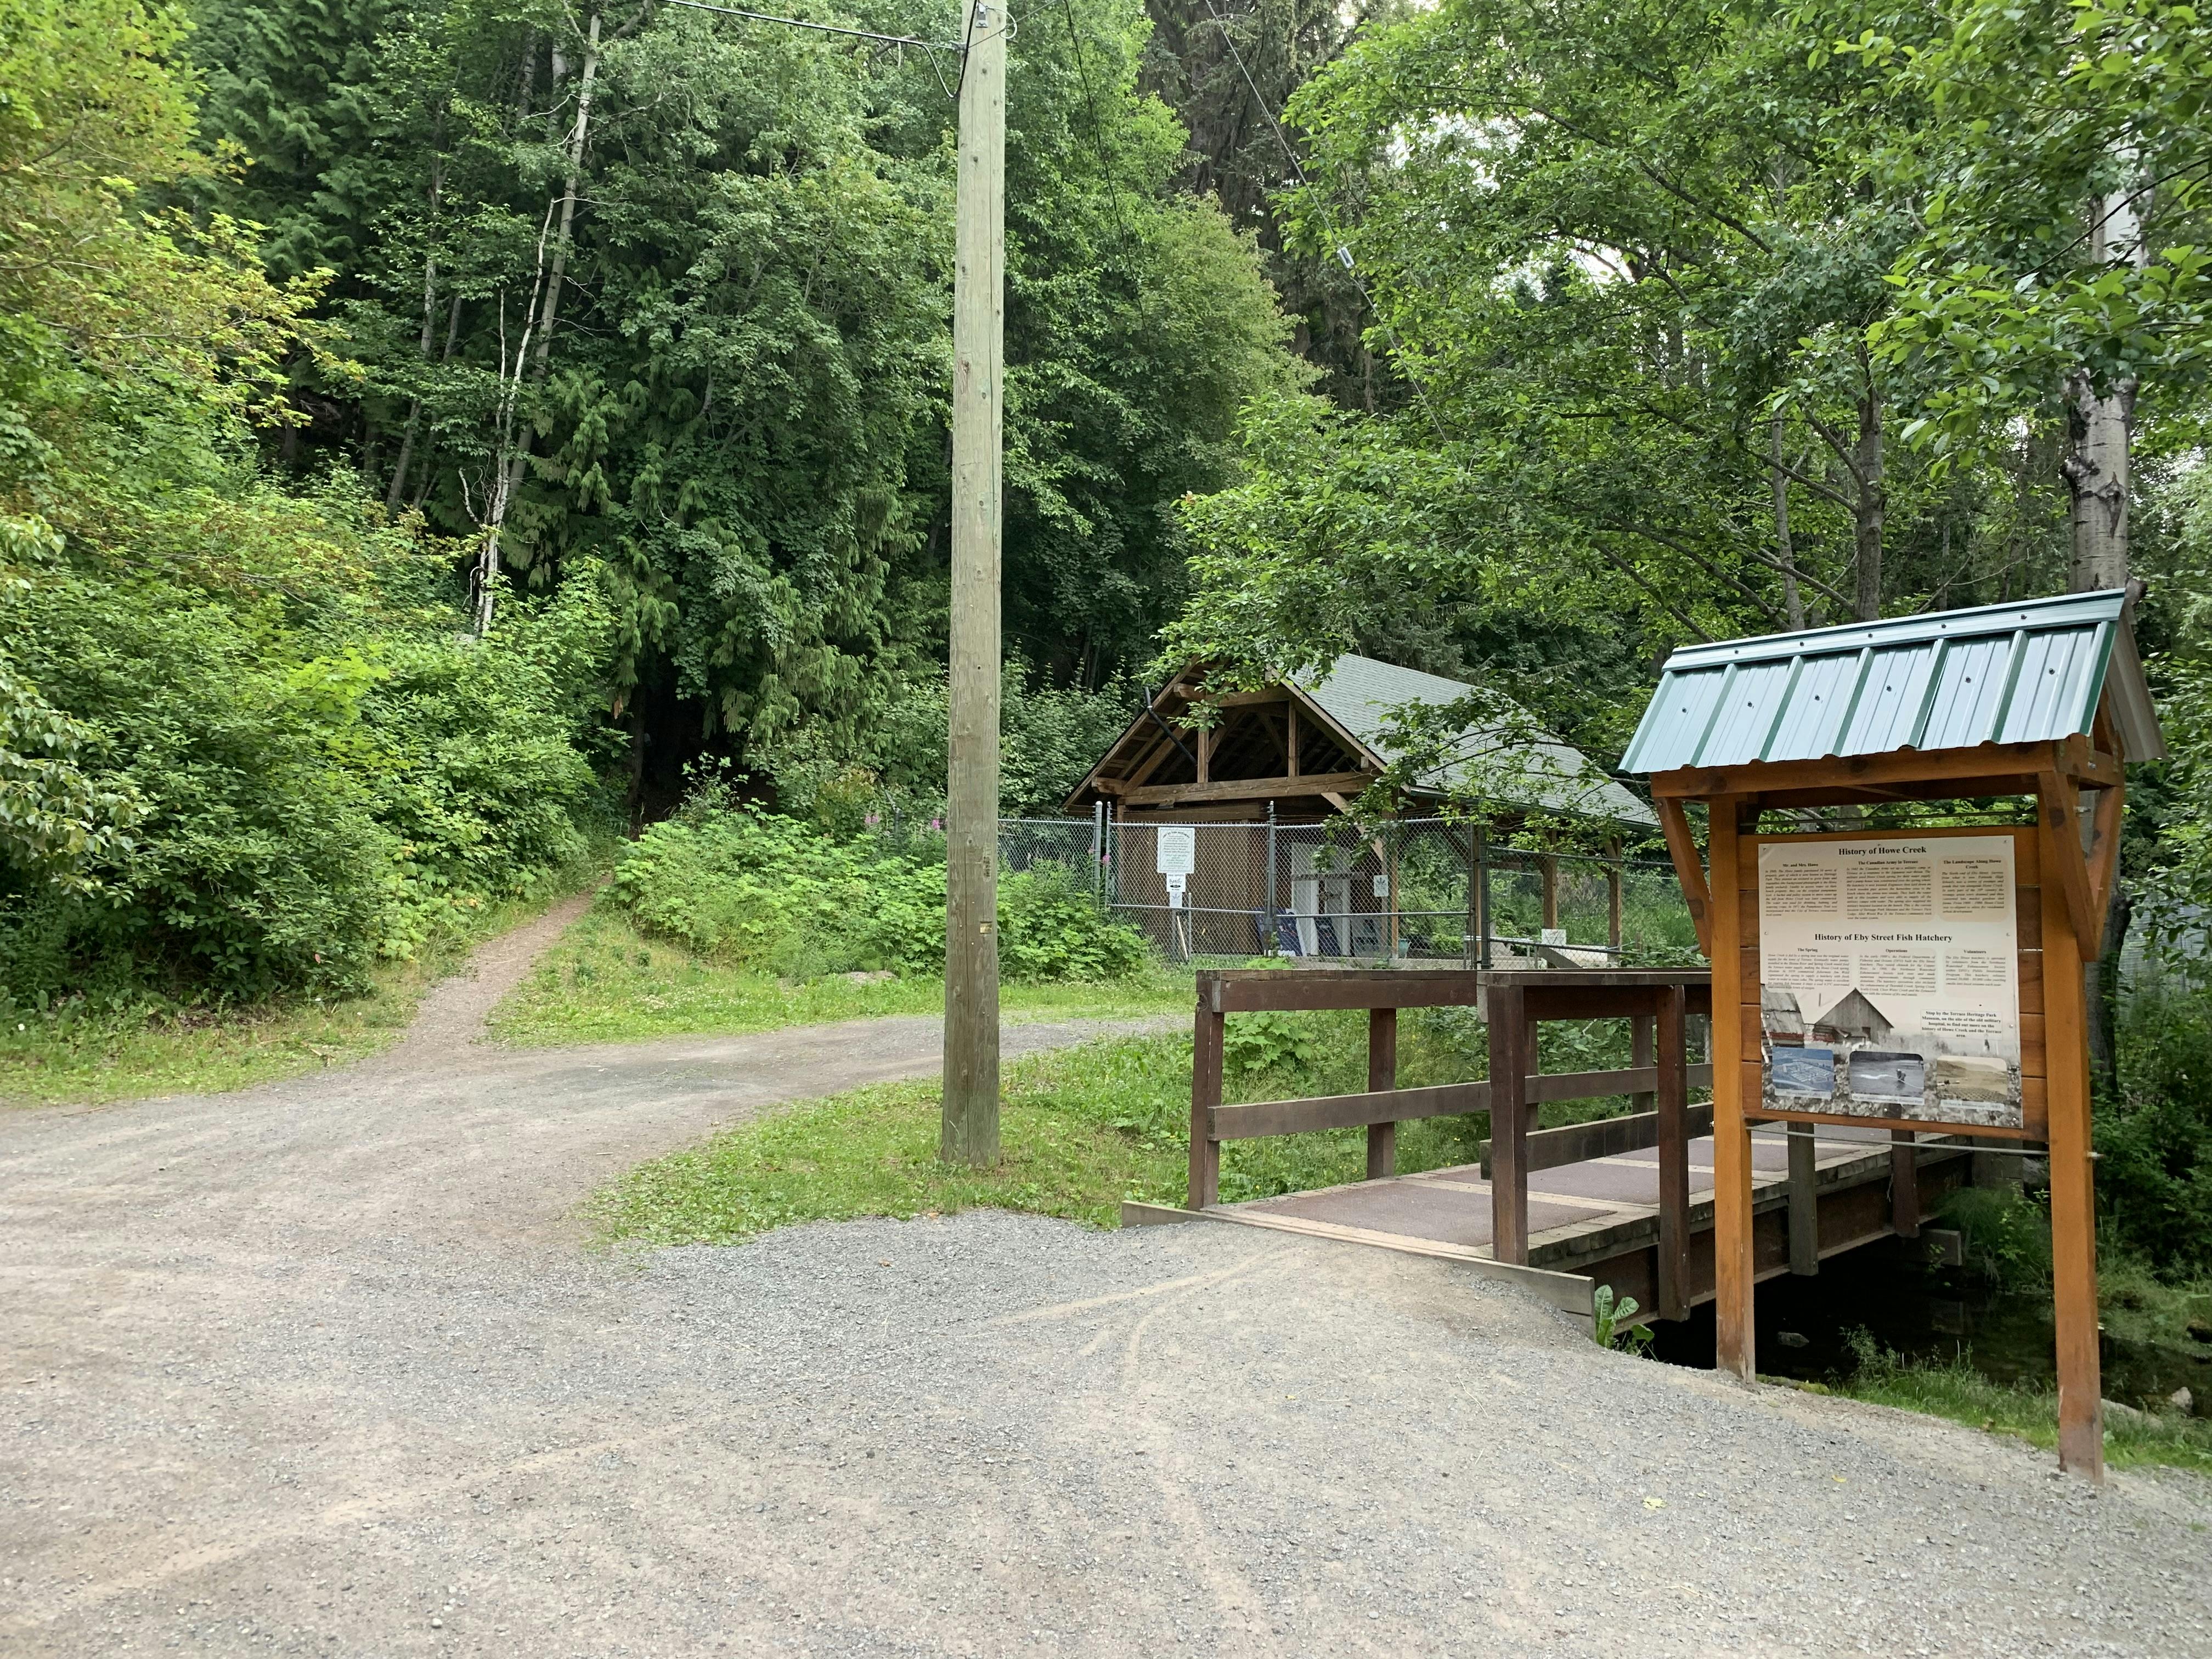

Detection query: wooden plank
xmin=1211 ymin=1081 xmax=1490 ymax=1141
xmin=1190 ymin=998 xmax=1223 ymax=1210
xmin=1183 ymin=1205 xmax=1599 ymax=1318
xmin=1367 ymin=1008 xmax=1398 ymax=1180
xmin=2041 ymin=783 xmax=2103 ymax=1481
xmin=1119 ymin=769 xmax=1374 ymax=808
xmin=2039 ymin=766 xmax=2101 ymax=958
xmin=1488 ymin=981 xmax=1531 ymax=1266
xmin=1650 ymin=740 xmax=2069 ymax=802
xmin=1655 ymin=797 xmax=1713 ymax=955
xmin=1210 ymin=970 xmax=1487 ymax=1014
xmin=1521 ymin=985 xmax=1685 ymax=1022
xmin=1655 ymin=981 xmax=1691 ymax=1321
xmin=1710 ymin=797 xmax=1756 ymax=1381
xmin=1120 ymin=1201 xmax=1201 ymax=1226
xmin=2086 ymin=774 xmax=2125 ymax=924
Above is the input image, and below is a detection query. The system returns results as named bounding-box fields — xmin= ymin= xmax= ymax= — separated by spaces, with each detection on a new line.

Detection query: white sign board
xmin=1164 ymin=873 xmax=1187 ymax=909
xmin=1155 ymin=826 xmax=1195 ymax=877
xmin=1757 ymin=835 xmax=2022 ymax=1130
xmin=1540 ymin=927 xmax=1568 ymax=947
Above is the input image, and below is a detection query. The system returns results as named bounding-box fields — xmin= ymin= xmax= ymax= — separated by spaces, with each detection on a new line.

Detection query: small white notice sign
xmin=1758 ymin=834 xmax=2022 ymax=1130
xmin=1164 ymin=872 xmax=1187 ymax=909
xmin=1155 ymin=826 xmax=1195 ymax=877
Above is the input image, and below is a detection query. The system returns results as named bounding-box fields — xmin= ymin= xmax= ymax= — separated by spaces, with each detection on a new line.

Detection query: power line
xmin=1056 ymin=0 xmax=1145 ymax=278
xmin=1195 ymin=0 xmax=1455 ymax=447
xmin=663 ymin=0 xmax=965 ymax=97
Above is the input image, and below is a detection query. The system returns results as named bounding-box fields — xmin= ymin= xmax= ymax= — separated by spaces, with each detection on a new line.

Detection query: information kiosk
xmin=1622 ymin=591 xmax=2165 ymax=1479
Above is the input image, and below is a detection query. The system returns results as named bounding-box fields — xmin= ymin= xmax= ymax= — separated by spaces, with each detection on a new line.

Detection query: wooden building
xmin=1063 ymin=656 xmax=1659 ymax=961
xmin=1063 ymin=654 xmax=1654 ymax=828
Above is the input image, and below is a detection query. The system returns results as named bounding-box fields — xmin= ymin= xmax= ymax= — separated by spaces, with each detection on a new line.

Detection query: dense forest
xmin=4 ymin=0 xmax=2210 ymax=1064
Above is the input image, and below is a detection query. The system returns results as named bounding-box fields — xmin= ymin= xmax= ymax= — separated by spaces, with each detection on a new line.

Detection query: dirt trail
xmin=2 ymin=907 xmax=2207 ymax=1656
xmin=371 ymin=888 xmax=596 ymax=1068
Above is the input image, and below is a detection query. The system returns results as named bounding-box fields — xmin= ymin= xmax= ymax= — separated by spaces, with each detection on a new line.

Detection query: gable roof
xmin=1621 ymin=590 xmax=2166 ymax=776
xmin=1295 ymin=655 xmax=1657 ymax=826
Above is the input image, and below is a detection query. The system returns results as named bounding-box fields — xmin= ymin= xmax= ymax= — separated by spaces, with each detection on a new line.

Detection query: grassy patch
xmin=0 ymin=887 xmax=569 ymax=1108
xmin=1796 ymin=1333 xmax=2212 ymax=1475
xmin=592 ymin=1018 xmax=1515 ymax=1247
xmin=487 ymin=906 xmax=1191 ymax=1046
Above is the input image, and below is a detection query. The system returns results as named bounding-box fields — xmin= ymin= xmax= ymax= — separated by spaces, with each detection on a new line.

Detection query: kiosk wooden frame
xmin=1622 ymin=591 xmax=2165 ymax=1480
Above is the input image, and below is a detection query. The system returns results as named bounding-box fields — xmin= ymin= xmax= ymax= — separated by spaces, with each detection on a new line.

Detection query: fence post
xmin=1366 ymin=1007 xmax=1398 ymax=1178
xmin=1655 ymin=983 xmax=1690 ymax=1321
xmin=1486 ymin=979 xmax=1530 ymax=1263
xmin=1266 ymin=800 xmax=1278 ymax=954
xmin=1091 ymin=800 xmax=1105 ymax=899
xmin=1631 ymin=1014 xmax=1656 ymax=1118
xmin=1477 ymin=826 xmax=1492 ymax=970
xmin=1190 ymin=977 xmax=1223 ymax=1209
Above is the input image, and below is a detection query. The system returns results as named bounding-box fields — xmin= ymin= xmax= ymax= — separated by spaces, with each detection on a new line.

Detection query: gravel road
xmin=4 ymin=915 xmax=2209 ymax=1656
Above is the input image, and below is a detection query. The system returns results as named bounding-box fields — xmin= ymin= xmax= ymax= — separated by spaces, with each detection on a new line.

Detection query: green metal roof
xmin=1621 ymin=590 xmax=2165 ymax=775
xmin=1299 ymin=656 xmax=1659 ymax=827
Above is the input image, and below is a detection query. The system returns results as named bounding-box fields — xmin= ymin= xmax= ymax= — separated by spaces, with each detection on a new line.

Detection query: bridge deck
xmin=1192 ymin=1125 xmax=1968 ymax=1308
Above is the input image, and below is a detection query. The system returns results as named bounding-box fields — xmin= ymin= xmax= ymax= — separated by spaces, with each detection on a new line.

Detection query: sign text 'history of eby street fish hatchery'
xmin=1757 ymin=835 xmax=2022 ymax=1130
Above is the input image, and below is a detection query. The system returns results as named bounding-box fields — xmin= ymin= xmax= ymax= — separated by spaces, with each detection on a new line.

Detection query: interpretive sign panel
xmin=1757 ymin=834 xmax=2022 ymax=1130
xmin=1155 ymin=826 xmax=1195 ymax=877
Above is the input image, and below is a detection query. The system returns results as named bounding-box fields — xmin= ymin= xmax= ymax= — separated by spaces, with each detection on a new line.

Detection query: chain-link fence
xmin=857 ymin=814 xmax=1699 ymax=970
xmin=1005 ymin=813 xmax=1699 ymax=968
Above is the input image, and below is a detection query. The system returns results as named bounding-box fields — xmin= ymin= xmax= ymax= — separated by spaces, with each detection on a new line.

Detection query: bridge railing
xmin=1188 ymin=966 xmax=1713 ymax=1317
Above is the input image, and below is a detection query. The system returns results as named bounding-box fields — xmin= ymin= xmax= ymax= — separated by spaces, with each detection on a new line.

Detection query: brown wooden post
xmin=1486 ymin=980 xmax=1531 ymax=1263
xmin=1654 ymin=983 xmax=1690 ymax=1321
xmin=1367 ymin=1007 xmax=1398 ymax=1178
xmin=2041 ymin=793 xmax=2104 ymax=1480
xmin=1189 ymin=985 xmax=1223 ymax=1210
xmin=1709 ymin=800 xmax=1757 ymax=1382
xmin=1890 ymin=1130 xmax=1921 ymax=1239
xmin=1541 ymin=854 xmax=1560 ymax=932
xmin=1787 ymin=1123 xmax=1819 ymax=1276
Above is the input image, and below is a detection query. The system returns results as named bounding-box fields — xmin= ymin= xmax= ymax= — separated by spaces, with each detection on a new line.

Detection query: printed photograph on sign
xmin=1757 ymin=835 xmax=2022 ymax=1130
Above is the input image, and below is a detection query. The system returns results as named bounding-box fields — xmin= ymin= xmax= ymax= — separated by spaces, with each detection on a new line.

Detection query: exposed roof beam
xmin=1115 ymin=770 xmax=1375 ymax=808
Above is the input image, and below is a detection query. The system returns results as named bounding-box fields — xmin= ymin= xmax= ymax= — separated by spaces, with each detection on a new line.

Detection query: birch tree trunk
xmin=475 ymin=10 xmax=602 ymax=636
xmin=2067 ymin=180 xmax=2148 ymax=1083
xmin=2063 ymin=186 xmax=2144 ymax=593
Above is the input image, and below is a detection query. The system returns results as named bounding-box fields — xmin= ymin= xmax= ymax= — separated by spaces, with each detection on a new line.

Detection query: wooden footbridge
xmin=1126 ymin=968 xmax=1974 ymax=1324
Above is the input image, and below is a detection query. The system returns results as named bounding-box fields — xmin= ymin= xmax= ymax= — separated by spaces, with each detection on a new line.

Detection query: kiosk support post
xmin=2041 ymin=791 xmax=2104 ymax=1480
xmin=1710 ymin=798 xmax=1756 ymax=1383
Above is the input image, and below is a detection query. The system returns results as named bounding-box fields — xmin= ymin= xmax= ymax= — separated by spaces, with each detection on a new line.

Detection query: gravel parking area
xmin=3 ymin=941 xmax=2209 ymax=1655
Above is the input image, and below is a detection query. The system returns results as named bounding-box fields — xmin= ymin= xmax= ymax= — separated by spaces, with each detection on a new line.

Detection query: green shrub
xmin=0 ymin=488 xmax=614 ymax=1007
xmin=998 ymin=861 xmax=1150 ymax=981
xmin=2101 ymin=972 xmax=2212 ymax=1277
xmin=609 ymin=802 xmax=1150 ymax=983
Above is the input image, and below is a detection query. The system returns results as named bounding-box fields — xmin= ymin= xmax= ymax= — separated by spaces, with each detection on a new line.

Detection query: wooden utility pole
xmin=941 ymin=0 xmax=1008 ymax=1165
